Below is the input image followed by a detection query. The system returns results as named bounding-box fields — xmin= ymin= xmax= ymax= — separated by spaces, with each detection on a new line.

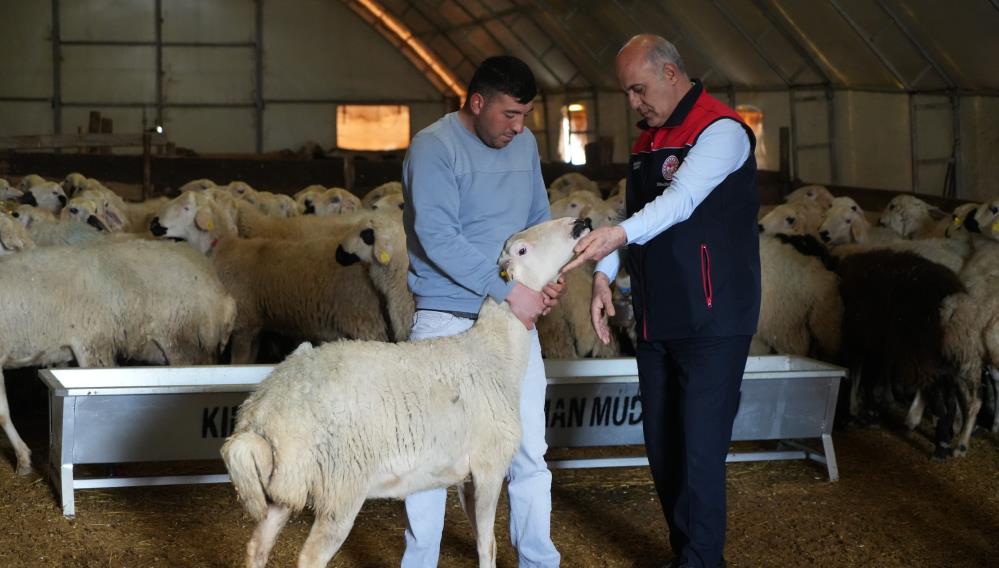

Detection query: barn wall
xmin=959 ymin=96 xmax=999 ymax=201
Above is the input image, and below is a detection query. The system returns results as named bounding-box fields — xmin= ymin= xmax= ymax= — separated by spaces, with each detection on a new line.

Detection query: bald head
xmin=615 ymin=34 xmax=691 ymax=128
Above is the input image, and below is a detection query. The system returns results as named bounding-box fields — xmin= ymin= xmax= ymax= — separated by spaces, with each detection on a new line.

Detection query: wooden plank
xmin=0 ymin=133 xmax=168 ymax=150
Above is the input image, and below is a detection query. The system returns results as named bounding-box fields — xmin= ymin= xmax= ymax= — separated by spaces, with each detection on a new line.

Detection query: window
xmin=559 ymin=103 xmax=589 ymax=165
xmin=336 ymin=105 xmax=410 ymax=151
xmin=735 ymin=104 xmax=768 ymax=169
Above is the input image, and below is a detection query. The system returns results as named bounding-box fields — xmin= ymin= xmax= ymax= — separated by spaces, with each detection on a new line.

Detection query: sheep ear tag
xmin=195 ymin=209 xmax=215 ymax=231
xmin=377 ymin=250 xmax=391 ymax=265
xmin=991 ymin=221 xmax=999 ymax=234
xmin=953 ymin=216 xmax=963 ymax=227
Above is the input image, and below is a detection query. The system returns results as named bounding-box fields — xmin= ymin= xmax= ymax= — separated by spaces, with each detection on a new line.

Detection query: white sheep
xmin=302 ymin=187 xmax=360 ymax=216
xmin=580 ymin=198 xmax=621 ymax=230
xmin=17 ymin=174 xmax=46 ymax=192
xmin=549 ymin=190 xmax=602 ymax=220
xmin=608 ymin=177 xmax=626 ymax=198
xmin=944 ymin=203 xmax=981 ymax=240
xmin=0 ymin=178 xmax=23 ymax=201
xmin=230 ymin=198 xmax=361 ymax=240
xmin=548 ymin=172 xmax=600 ymax=202
xmin=60 ymin=195 xmax=112 ymax=231
xmin=0 ymin=212 xmax=35 ymax=255
xmin=785 ymin=184 xmax=834 ymax=210
xmin=370 ymin=191 xmax=404 ymax=213
xmin=221 ymin=216 xmax=589 ymax=568
xmin=361 ymin=181 xmax=403 ymax=209
xmin=61 ymin=172 xmax=89 ymax=197
xmin=12 ymin=205 xmax=103 ymax=246
xmin=21 ymin=181 xmax=67 ymax=214
xmin=0 ymin=238 xmax=235 ymax=474
xmin=151 ymin=193 xmax=391 ymax=363
xmin=879 ymin=194 xmax=949 ymax=239
xmin=178 ymin=178 xmax=218 ymax=193
xmin=758 ymin=201 xmax=824 ymax=237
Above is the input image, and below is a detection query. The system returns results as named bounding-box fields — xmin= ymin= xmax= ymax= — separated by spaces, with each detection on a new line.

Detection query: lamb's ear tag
xmin=953 ymin=216 xmax=963 ymax=227
xmin=500 ymin=270 xmax=509 ymax=281
xmin=991 ymin=221 xmax=999 ymax=234
xmin=378 ymin=250 xmax=391 ymax=265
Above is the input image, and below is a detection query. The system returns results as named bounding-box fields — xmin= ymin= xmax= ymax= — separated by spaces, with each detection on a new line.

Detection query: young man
xmin=400 ymin=55 xmax=562 ymax=568
xmin=564 ymin=35 xmax=761 ymax=568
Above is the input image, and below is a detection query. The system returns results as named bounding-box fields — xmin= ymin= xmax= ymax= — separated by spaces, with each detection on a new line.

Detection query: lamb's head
xmin=759 ymin=203 xmax=805 ymax=236
xmin=549 ymin=172 xmax=598 ymax=196
xmin=178 ymin=178 xmax=217 ymax=193
xmin=0 ymin=212 xmax=35 ymax=255
xmin=61 ymin=196 xmax=110 ymax=231
xmin=499 ymin=217 xmax=592 ymax=291
xmin=786 ymin=184 xmax=834 ymax=210
xmin=550 ymin=190 xmax=601 ymax=220
xmin=21 ymin=181 xmax=67 ymax=214
xmin=878 ymin=195 xmax=945 ymax=238
xmin=11 ymin=204 xmax=56 ymax=228
xmin=371 ymin=192 xmax=404 ymax=213
xmin=581 ymin=199 xmax=621 ymax=230
xmin=295 ymin=184 xmax=326 ymax=214
xmin=605 ymin=192 xmax=626 ymax=219
xmin=362 ymin=181 xmax=403 ymax=208
xmin=18 ymin=174 xmax=46 ymax=192
xmin=946 ymin=202 xmax=981 ymax=239
xmin=0 ymin=178 xmax=23 ymax=201
xmin=609 ymin=177 xmax=626 ymax=198
xmin=818 ymin=202 xmax=869 ymax=245
xmin=150 ymin=192 xmax=232 ymax=253
xmin=964 ymin=198 xmax=999 ymax=240
xmin=62 ymin=172 xmax=89 ymax=197
xmin=310 ymin=187 xmax=360 ymax=216
xmin=335 ymin=213 xmax=405 ymax=268
xmin=226 ymin=181 xmax=257 ymax=202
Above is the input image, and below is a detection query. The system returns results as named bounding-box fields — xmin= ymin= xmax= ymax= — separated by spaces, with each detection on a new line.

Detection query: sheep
xmin=178 ymin=178 xmax=218 ymax=193
xmin=62 ymin=172 xmax=89 ymax=197
xmin=231 ymin=198 xmax=361 ymax=240
xmin=335 ymin=213 xmax=415 ymax=342
xmin=17 ymin=174 xmax=46 ymax=192
xmin=251 ymin=191 xmax=299 ymax=218
xmin=758 ymin=201 xmax=824 ymax=237
xmin=74 ymin=185 xmax=167 ymax=233
xmin=605 ymin=191 xmax=625 ymax=220
xmin=944 ymin=203 xmax=981 ymax=240
xmin=785 ymin=184 xmax=834 ymax=210
xmin=370 ymin=191 xmax=404 ymax=213
xmin=837 ymin=249 xmax=981 ymax=458
xmin=547 ymin=172 xmax=600 ymax=202
xmin=751 ymin=235 xmax=842 ymax=361
xmin=537 ymin=262 xmax=620 ymax=359
xmin=609 ymin=177 xmax=626 ymax=198
xmin=220 ymin=216 xmax=590 ymax=568
xmin=0 ymin=238 xmax=235 ymax=474
xmin=294 ymin=184 xmax=326 ymax=204
xmin=60 ymin=195 xmax=112 ymax=231
xmin=151 ymin=192 xmax=391 ymax=363
xmin=549 ymin=190 xmax=602 ymax=220
xmin=302 ymin=187 xmax=360 ymax=216
xmin=21 ymin=181 xmax=67 ymax=214
xmin=12 ymin=205 xmax=103 ymax=246
xmin=580 ymin=198 xmax=621 ymax=230
xmin=0 ymin=212 xmax=35 ymax=255
xmin=361 ymin=180 xmax=403 ymax=209
xmin=879 ymin=195 xmax=950 ymax=239
xmin=0 ymin=178 xmax=23 ymax=201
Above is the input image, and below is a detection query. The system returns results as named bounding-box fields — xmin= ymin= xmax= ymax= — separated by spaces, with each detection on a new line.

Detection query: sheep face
xmin=311 ymin=187 xmax=360 ymax=216
xmin=0 ymin=179 xmax=23 ymax=201
xmin=21 ymin=182 xmax=67 ymax=214
xmin=759 ymin=203 xmax=804 ymax=236
xmin=226 ymin=181 xmax=256 ymax=202
xmin=337 ymin=214 xmax=401 ymax=267
xmin=818 ymin=202 xmax=869 ymax=245
xmin=178 ymin=178 xmax=218 ymax=193
xmin=945 ymin=203 xmax=980 ymax=239
xmin=0 ymin=212 xmax=34 ymax=254
xmin=62 ymin=172 xmax=88 ymax=197
xmin=370 ymin=192 xmax=404 ymax=213
xmin=11 ymin=205 xmax=56 ymax=228
xmin=150 ymin=193 xmax=221 ymax=254
xmin=878 ymin=195 xmax=945 ymax=238
xmin=499 ymin=217 xmax=592 ymax=291
xmin=18 ymin=174 xmax=46 ymax=192
xmin=61 ymin=197 xmax=110 ymax=231
xmin=550 ymin=191 xmax=601 ymax=219
xmin=786 ymin=184 xmax=834 ymax=210
xmin=968 ymin=198 xmax=999 ymax=240
xmin=581 ymin=200 xmax=621 ymax=230
xmin=361 ymin=181 xmax=403 ymax=208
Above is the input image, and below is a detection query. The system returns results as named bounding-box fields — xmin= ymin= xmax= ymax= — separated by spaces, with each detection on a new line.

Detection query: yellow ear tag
xmin=953 ymin=216 xmax=962 ymax=227
xmin=205 ymin=218 xmax=215 ymax=231
xmin=378 ymin=250 xmax=391 ymax=265
xmin=500 ymin=270 xmax=509 ymax=280
xmin=991 ymin=221 xmax=999 ymax=234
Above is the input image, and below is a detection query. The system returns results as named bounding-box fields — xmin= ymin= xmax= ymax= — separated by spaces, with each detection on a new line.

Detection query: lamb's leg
xmin=0 ymin=369 xmax=31 ymax=475
xmin=471 ymin=472 xmax=504 ymax=568
xmin=296 ymin=497 xmax=364 ymax=568
xmin=457 ymin=479 xmax=478 ymax=538
xmin=931 ymin=390 xmax=956 ymax=461
xmin=905 ymin=390 xmax=926 ymax=431
xmin=991 ymin=366 xmax=999 ymax=433
xmin=246 ymin=503 xmax=291 ymax=568
xmin=953 ymin=384 xmax=982 ymax=458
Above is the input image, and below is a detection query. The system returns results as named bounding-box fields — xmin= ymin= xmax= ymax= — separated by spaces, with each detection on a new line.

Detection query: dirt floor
xmin=1 ymin=375 xmax=998 ymax=568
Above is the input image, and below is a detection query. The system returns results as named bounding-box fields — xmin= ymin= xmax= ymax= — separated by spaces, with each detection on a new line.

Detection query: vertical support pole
xmin=788 ymin=88 xmax=799 ymax=182
xmin=254 ymin=0 xmax=264 ymax=154
xmin=950 ymin=93 xmax=961 ymax=198
xmin=539 ymin=91 xmax=554 ymax=163
xmin=825 ymin=87 xmax=837 ymax=185
xmin=908 ymin=93 xmax=919 ymax=193
xmin=51 ymin=0 xmax=62 ymax=135
xmin=778 ymin=126 xmax=791 ymax=198
xmin=142 ymin=130 xmax=152 ymax=200
xmin=154 ymin=0 xmax=163 ymax=128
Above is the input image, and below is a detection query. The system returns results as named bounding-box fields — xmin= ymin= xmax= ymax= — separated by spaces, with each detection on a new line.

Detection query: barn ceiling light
xmin=348 ymin=0 xmax=467 ymax=101
xmin=567 ymin=103 xmax=585 ymax=112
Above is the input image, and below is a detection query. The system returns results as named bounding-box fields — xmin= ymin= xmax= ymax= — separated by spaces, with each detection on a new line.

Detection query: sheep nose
xmin=758 ymin=223 xmax=764 ymax=233
xmin=304 ymin=202 xmax=315 ymax=215
xmin=21 ymin=193 xmax=37 ymax=206
xmin=58 ymin=195 xmax=68 ymax=206
xmin=360 ymin=228 xmax=375 ymax=245
xmin=149 ymin=217 xmax=167 ymax=237
xmin=963 ymin=214 xmax=980 ymax=233
xmin=572 ymin=217 xmax=592 ymax=239
xmin=86 ymin=215 xmax=108 ymax=232
xmin=819 ymin=230 xmax=830 ymax=242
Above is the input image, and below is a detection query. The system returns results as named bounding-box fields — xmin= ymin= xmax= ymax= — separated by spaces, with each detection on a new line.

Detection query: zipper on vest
xmin=700 ymin=243 xmax=713 ymax=309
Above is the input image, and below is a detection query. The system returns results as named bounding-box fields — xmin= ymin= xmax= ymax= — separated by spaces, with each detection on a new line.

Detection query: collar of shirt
xmin=636 ymin=79 xmax=704 ymax=131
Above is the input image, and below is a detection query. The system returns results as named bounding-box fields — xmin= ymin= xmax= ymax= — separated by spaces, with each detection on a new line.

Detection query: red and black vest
xmin=625 ymin=80 xmax=761 ymax=341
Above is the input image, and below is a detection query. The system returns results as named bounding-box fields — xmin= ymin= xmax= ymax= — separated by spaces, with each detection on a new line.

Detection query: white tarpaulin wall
xmin=1 ymin=0 xmax=997 ymax=200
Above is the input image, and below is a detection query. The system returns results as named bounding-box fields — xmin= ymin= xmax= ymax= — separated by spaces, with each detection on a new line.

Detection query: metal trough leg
xmin=821 ymin=433 xmax=839 ymax=482
xmin=59 ymin=462 xmax=75 ymax=517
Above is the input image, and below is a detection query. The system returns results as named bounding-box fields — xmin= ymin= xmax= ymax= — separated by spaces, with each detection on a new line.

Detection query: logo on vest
xmin=662 ymin=155 xmax=680 ymax=182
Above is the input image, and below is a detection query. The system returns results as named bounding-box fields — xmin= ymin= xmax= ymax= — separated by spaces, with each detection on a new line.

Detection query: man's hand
xmin=540 ymin=276 xmax=566 ymax=316
xmin=561 ymin=226 xmax=627 ymax=274
xmin=590 ymin=272 xmax=615 ymax=345
xmin=505 ymin=281 xmax=547 ymax=330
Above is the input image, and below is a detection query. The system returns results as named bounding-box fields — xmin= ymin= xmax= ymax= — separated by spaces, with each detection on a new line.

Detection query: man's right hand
xmin=505 ymin=282 xmax=547 ymax=330
xmin=591 ymin=272 xmax=615 ymax=344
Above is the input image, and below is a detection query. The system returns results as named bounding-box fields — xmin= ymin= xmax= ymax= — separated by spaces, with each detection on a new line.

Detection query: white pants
xmin=401 ymin=310 xmax=561 ymax=568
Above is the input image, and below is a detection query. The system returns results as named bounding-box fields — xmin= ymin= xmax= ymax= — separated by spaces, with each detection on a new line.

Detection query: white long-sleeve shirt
xmin=595 ymin=118 xmax=752 ymax=281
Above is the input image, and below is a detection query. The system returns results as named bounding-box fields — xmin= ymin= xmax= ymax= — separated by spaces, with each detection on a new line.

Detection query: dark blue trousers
xmin=636 ymin=335 xmax=751 ymax=568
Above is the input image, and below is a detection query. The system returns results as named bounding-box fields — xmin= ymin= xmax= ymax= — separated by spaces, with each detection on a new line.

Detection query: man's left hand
xmin=561 ymin=226 xmax=627 ymax=274
xmin=540 ymin=276 xmax=566 ymax=316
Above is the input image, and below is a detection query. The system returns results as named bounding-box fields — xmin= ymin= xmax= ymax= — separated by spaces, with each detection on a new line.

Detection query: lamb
xmin=878 ymin=194 xmax=949 ymax=239
xmin=547 ymin=172 xmax=600 ymax=202
xmin=13 ymin=205 xmax=103 ymax=246
xmin=537 ymin=262 xmax=620 ymax=359
xmin=785 ymin=184 xmax=834 ymax=210
xmin=370 ymin=191 xmax=404 ymax=213
xmin=61 ymin=195 xmax=112 ymax=231
xmin=0 ymin=238 xmax=235 ymax=474
xmin=361 ymin=181 xmax=402 ymax=209
xmin=609 ymin=177 xmax=626 ymax=198
xmin=751 ymin=235 xmax=841 ymax=361
xmin=151 ymin=193 xmax=391 ymax=363
xmin=293 ymin=184 xmax=326 ymax=206
xmin=335 ymin=213 xmax=415 ymax=342
xmin=549 ymin=190 xmax=602 ymax=220
xmin=580 ymin=198 xmax=621 ymax=230
xmin=17 ymin=174 xmax=46 ymax=192
xmin=231 ymin=198 xmax=361 ymax=240
xmin=758 ymin=201 xmax=824 ymax=237
xmin=178 ymin=178 xmax=218 ymax=193
xmin=0 ymin=178 xmax=23 ymax=201
xmin=62 ymin=172 xmax=89 ymax=197
xmin=74 ymin=185 xmax=168 ymax=233
xmin=0 ymin=212 xmax=35 ymax=254
xmin=944 ymin=203 xmax=981 ymax=240
xmin=302 ymin=187 xmax=360 ymax=216
xmin=221 ymin=216 xmax=590 ymax=568
xmin=21 ymin=181 xmax=67 ymax=214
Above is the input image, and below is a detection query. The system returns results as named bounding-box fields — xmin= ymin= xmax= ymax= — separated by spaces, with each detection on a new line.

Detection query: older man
xmin=564 ymin=35 xmax=760 ymax=568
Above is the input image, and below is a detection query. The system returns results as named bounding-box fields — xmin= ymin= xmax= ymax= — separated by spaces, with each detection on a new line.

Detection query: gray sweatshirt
xmin=402 ymin=112 xmax=550 ymax=315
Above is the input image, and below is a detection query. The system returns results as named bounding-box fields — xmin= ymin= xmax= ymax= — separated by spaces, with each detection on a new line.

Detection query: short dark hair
xmin=466 ymin=55 xmax=537 ymax=105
